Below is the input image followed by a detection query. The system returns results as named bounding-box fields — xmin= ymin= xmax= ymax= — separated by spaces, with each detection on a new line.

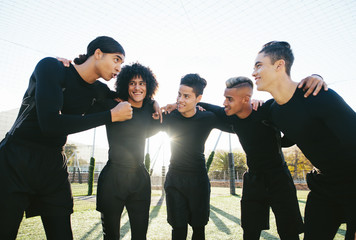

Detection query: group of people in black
xmin=0 ymin=36 xmax=355 ymax=240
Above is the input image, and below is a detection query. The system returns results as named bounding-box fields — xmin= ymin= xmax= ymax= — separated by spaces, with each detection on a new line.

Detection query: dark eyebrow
xmin=254 ymin=61 xmax=262 ymax=66
xmin=115 ymin=55 xmax=123 ymax=61
xmin=129 ymin=79 xmax=145 ymax=82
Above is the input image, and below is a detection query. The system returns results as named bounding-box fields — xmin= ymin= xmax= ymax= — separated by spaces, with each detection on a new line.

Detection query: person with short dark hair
xmin=160 ymin=73 xmax=230 ymax=240
xmin=199 ymin=75 xmax=325 ymax=240
xmin=0 ymin=36 xmax=132 ymax=240
xmin=252 ymin=41 xmax=356 ymax=240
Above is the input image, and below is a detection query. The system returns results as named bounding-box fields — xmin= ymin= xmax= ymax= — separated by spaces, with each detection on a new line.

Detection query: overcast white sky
xmin=1 ymin=0 xmax=356 ymax=168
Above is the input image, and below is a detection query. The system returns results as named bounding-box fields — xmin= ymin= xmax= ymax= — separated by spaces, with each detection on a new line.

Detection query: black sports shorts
xmin=164 ymin=168 xmax=210 ymax=228
xmin=0 ymin=138 xmax=73 ymax=218
xmin=241 ymin=168 xmax=303 ymax=235
xmin=96 ymin=162 xmax=151 ymax=214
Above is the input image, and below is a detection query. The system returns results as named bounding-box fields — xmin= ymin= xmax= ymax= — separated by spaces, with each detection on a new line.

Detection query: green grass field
xmin=16 ymin=184 xmax=347 ymax=239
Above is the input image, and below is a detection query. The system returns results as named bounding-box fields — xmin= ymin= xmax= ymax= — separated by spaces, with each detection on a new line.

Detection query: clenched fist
xmin=110 ymin=101 xmax=133 ymax=122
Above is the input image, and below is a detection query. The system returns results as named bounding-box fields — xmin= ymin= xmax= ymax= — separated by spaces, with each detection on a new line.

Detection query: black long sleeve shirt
xmin=105 ymin=99 xmax=156 ymax=168
xmin=268 ymin=88 xmax=356 ymax=176
xmin=161 ymin=109 xmax=229 ymax=173
xmin=267 ymin=88 xmax=356 ymax=198
xmin=199 ymin=102 xmax=286 ymax=173
xmin=7 ymin=57 xmax=112 ymax=147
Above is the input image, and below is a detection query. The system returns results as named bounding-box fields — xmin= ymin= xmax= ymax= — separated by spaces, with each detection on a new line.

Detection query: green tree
xmin=209 ymin=150 xmax=247 ymax=179
xmin=65 ymin=144 xmax=78 ymax=166
xmin=283 ymin=146 xmax=313 ymax=180
xmin=144 ymin=153 xmax=152 ymax=175
xmin=206 ymin=151 xmax=215 ymax=172
xmin=209 ymin=150 xmax=230 ymax=172
xmin=234 ymin=151 xmax=247 ymax=180
xmin=87 ymin=157 xmax=95 ymax=195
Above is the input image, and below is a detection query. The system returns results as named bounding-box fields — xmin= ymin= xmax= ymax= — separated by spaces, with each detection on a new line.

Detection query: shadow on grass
xmin=119 ymin=195 xmax=165 ymax=239
xmin=210 ymin=205 xmax=279 ymax=240
xmin=79 ymin=220 xmax=101 ymax=240
xmin=260 ymin=231 xmax=279 ymax=240
xmin=232 ymin=193 xmax=242 ymax=198
xmin=209 ymin=209 xmax=231 ymax=234
xmin=149 ymin=194 xmax=165 ymax=223
xmin=210 ymin=205 xmax=241 ymax=225
xmin=79 ymin=211 xmax=132 ymax=240
xmin=337 ymin=228 xmax=346 ymax=237
xmin=120 ymin=218 xmax=131 ymax=238
xmin=119 ymin=210 xmax=131 ymax=239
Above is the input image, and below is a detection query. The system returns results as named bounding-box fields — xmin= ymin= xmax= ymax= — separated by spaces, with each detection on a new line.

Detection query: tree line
xmin=208 ymin=146 xmax=314 ymax=182
xmin=65 ymin=143 xmax=314 ymax=182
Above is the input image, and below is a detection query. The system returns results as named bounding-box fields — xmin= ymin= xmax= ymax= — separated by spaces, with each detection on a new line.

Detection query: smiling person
xmin=0 ymin=36 xmax=132 ymax=240
xmin=95 ymin=62 xmax=159 ymax=240
xmin=198 ymin=74 xmax=326 ymax=240
xmin=159 ymin=74 xmax=232 ymax=240
xmin=252 ymin=41 xmax=356 ymax=240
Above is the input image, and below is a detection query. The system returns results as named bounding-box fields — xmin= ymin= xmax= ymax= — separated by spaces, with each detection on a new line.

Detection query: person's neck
xmin=128 ymin=99 xmax=143 ymax=108
xmin=74 ymin=60 xmax=98 ymax=84
xmin=269 ymin=76 xmax=298 ymax=105
xmin=235 ymin=104 xmax=253 ymax=119
xmin=181 ymin=107 xmax=197 ymax=118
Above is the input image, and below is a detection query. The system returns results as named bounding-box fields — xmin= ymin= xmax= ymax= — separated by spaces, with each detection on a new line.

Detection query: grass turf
xmin=16 ymin=184 xmax=347 ymax=239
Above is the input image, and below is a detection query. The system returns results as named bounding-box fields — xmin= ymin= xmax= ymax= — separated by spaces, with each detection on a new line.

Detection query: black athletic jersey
xmin=161 ymin=109 xmax=228 ymax=173
xmin=199 ymin=102 xmax=286 ymax=172
xmin=267 ymin=88 xmax=356 ymax=175
xmin=105 ymin=99 xmax=157 ymax=168
xmin=5 ymin=57 xmax=112 ymax=147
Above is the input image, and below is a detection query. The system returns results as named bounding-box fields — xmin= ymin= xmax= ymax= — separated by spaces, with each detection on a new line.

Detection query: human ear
xmin=243 ymin=95 xmax=251 ymax=104
xmin=196 ymin=95 xmax=203 ymax=103
xmin=275 ymin=59 xmax=285 ymax=71
xmin=94 ymin=48 xmax=103 ymax=60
